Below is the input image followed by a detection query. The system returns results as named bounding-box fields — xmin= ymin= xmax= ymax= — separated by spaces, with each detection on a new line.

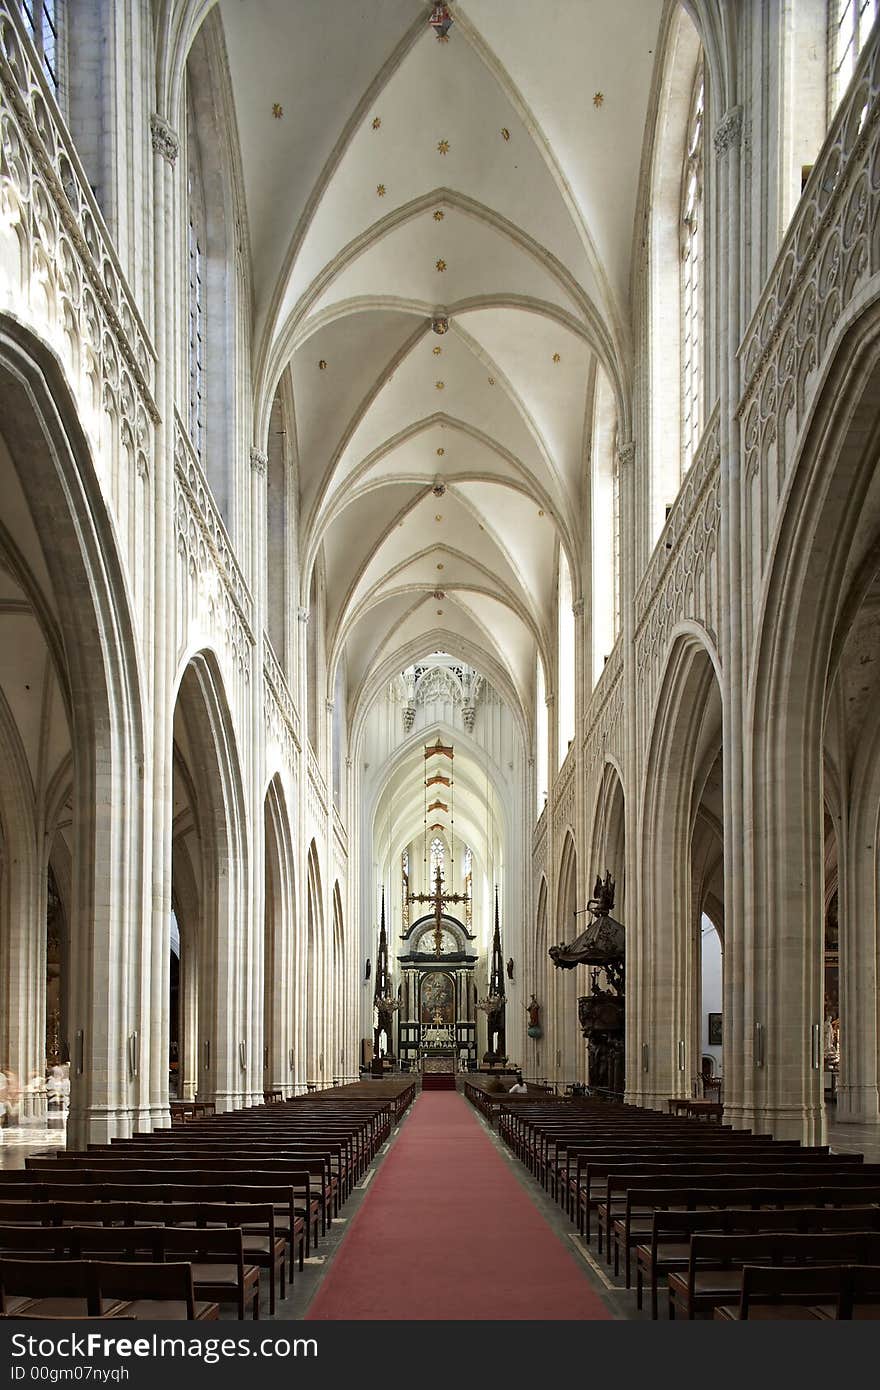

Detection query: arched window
xmin=19 ymin=1 xmax=60 ymax=90
xmin=829 ymin=1 xmax=878 ymax=112
xmin=557 ymin=550 xmax=575 ymax=768
xmin=430 ymin=836 xmax=445 ymax=886
xmin=590 ymin=366 xmax=619 ymax=683
xmin=681 ymin=64 xmax=704 ymax=473
xmin=186 ymin=91 xmax=206 ymax=462
xmin=535 ymin=654 xmax=548 ymax=815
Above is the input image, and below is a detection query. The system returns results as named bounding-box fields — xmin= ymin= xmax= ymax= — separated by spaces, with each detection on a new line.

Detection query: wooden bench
xmin=0 ymin=1258 xmax=218 ymax=1320
xmin=636 ymin=1205 xmax=880 ymax=1319
xmin=668 ymin=1230 xmax=880 ymax=1319
xmin=601 ymin=1162 xmax=880 ymax=1273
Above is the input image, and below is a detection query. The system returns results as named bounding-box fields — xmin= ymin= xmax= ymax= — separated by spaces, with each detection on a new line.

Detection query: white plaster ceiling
xmin=214 ymin=0 xmax=664 ymax=725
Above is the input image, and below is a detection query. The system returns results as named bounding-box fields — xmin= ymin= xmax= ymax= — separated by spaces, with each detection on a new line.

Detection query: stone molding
xmin=713 ymin=105 xmax=743 ymax=158
xmin=150 ymin=113 xmax=180 ymax=165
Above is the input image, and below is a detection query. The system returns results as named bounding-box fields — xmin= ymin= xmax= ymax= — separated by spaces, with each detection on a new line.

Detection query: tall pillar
xmin=713 ymin=103 xmax=753 ymax=1134
xmin=837 ymin=788 xmax=880 ymax=1123
xmin=248 ymin=447 xmax=269 ymax=1106
xmin=142 ymin=111 xmax=179 ymax=1134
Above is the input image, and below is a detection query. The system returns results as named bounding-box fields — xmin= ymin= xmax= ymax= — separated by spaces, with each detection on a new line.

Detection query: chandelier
xmin=476 ymin=991 xmax=504 ymax=1016
xmin=375 ymin=992 xmax=401 ymax=1015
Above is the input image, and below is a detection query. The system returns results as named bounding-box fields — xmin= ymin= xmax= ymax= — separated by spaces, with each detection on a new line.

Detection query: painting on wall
xmin=708 ymin=1012 xmax=722 ymax=1046
xmin=420 ymin=971 xmax=455 ymax=1024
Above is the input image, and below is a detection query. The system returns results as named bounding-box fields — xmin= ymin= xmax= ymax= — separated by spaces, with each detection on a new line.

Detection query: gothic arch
xmin=173 ymin=647 xmax=250 ymax=1111
xmin=552 ymin=830 xmax=581 ymax=1086
xmin=747 ymin=293 xmax=880 ymax=1137
xmin=332 ymin=880 xmax=346 ymax=1081
xmin=587 ymin=762 xmax=626 ymax=919
xmin=0 ymin=315 xmax=146 ymax=1144
xmin=637 ymin=628 xmax=722 ymax=1108
xmin=264 ymin=774 xmax=296 ymax=1097
xmin=305 ymin=839 xmax=325 ymax=1086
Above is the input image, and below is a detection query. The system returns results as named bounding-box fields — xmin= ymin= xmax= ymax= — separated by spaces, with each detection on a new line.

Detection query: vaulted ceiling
xmin=217 ymin=0 xmax=665 ymax=727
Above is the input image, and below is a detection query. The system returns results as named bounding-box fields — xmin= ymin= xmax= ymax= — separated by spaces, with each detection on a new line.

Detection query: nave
xmin=307 ymin=1090 xmax=609 ymax=1321
xmin=3 ymin=1076 xmax=880 ymax=1322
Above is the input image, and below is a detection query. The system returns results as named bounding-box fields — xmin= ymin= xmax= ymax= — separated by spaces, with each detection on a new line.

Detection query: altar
xmin=421 ymin=1024 xmax=456 ymax=1049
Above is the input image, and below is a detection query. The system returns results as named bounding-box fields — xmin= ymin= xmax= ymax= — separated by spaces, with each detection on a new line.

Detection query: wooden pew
xmin=668 ymin=1231 xmax=880 ymax=1319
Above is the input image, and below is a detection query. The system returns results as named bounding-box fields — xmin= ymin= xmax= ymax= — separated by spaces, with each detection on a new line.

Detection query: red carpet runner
xmin=306 ymin=1091 xmax=611 ymax=1320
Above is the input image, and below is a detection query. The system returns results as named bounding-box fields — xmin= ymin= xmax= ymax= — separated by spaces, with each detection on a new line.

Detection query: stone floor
xmin=0 ymin=1118 xmax=66 ymax=1168
xmin=827 ymin=1114 xmax=880 ymax=1163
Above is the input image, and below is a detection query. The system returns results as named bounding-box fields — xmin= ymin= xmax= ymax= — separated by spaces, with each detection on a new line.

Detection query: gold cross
xmin=408 ymin=864 xmax=470 ymax=953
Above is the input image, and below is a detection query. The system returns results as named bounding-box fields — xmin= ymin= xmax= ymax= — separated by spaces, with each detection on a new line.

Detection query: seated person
xmin=508 ymin=1072 xmax=527 ymax=1094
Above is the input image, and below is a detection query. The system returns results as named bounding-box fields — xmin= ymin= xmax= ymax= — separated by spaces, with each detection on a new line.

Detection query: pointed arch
xmin=264 ymin=774 xmax=296 ymax=1097
xmin=637 ymin=627 xmax=722 ymax=1109
xmin=0 ymin=315 xmax=146 ymax=1145
xmin=331 ymin=880 xmax=346 ymax=1081
xmin=173 ymin=648 xmax=250 ymax=1111
xmin=305 ymin=839 xmax=325 ymax=1087
xmin=747 ymin=292 xmax=880 ymax=1138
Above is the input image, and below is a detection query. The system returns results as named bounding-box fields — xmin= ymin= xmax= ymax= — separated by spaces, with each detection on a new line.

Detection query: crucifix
xmin=408 ymin=863 xmax=470 ymax=954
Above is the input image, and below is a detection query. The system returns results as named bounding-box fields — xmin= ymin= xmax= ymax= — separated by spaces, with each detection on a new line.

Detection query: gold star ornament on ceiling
xmin=372 ymin=116 xmax=381 ymax=130
xmin=272 ymin=103 xmax=283 ymax=119
xmin=436 ymin=258 xmax=447 ymax=272
xmin=433 ymin=209 xmax=445 ymax=221
xmin=376 ymin=184 xmax=386 ymax=197
xmin=593 ymin=92 xmax=604 ymax=108
xmin=437 ymin=139 xmax=450 ymax=155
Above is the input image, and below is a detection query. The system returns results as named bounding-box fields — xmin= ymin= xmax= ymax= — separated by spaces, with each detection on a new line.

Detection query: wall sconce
xmin=811 ymin=1022 xmax=822 ymax=1071
xmin=288 ymin=1048 xmax=295 ymax=1072
xmin=754 ymin=1021 xmax=765 ymax=1068
xmin=642 ymin=1043 xmax=649 ymax=1073
xmin=127 ymin=1031 xmax=139 ymax=1080
xmin=263 ymin=1045 xmax=269 ymax=1070
xmin=677 ymin=1039 xmax=685 ymax=1072
xmin=239 ymin=1040 xmax=247 ymax=1072
xmin=203 ymin=1039 xmax=211 ymax=1071
xmin=75 ymin=1029 xmax=84 ymax=1077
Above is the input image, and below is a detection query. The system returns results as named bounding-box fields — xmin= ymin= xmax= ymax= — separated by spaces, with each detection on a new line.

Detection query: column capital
xmin=150 ymin=114 xmax=180 ymax=165
xmin=616 ymin=440 xmax=636 ymax=468
xmin=571 ymin=598 xmax=585 ymax=619
xmin=713 ymin=105 xmax=743 ymax=159
xmin=250 ymin=446 xmax=268 ymax=475
xmin=297 ymin=606 xmax=309 ymax=625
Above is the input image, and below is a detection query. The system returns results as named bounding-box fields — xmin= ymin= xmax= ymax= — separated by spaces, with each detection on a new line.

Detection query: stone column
xmin=295 ymin=605 xmax=310 ymax=1093
xmin=248 ymin=446 xmax=269 ymax=1106
xmin=134 ymin=112 xmax=179 ymax=1137
xmin=713 ymin=104 xmax=751 ymax=1134
xmin=837 ymin=772 xmax=880 ymax=1123
xmin=0 ymin=812 xmax=44 ymax=1123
